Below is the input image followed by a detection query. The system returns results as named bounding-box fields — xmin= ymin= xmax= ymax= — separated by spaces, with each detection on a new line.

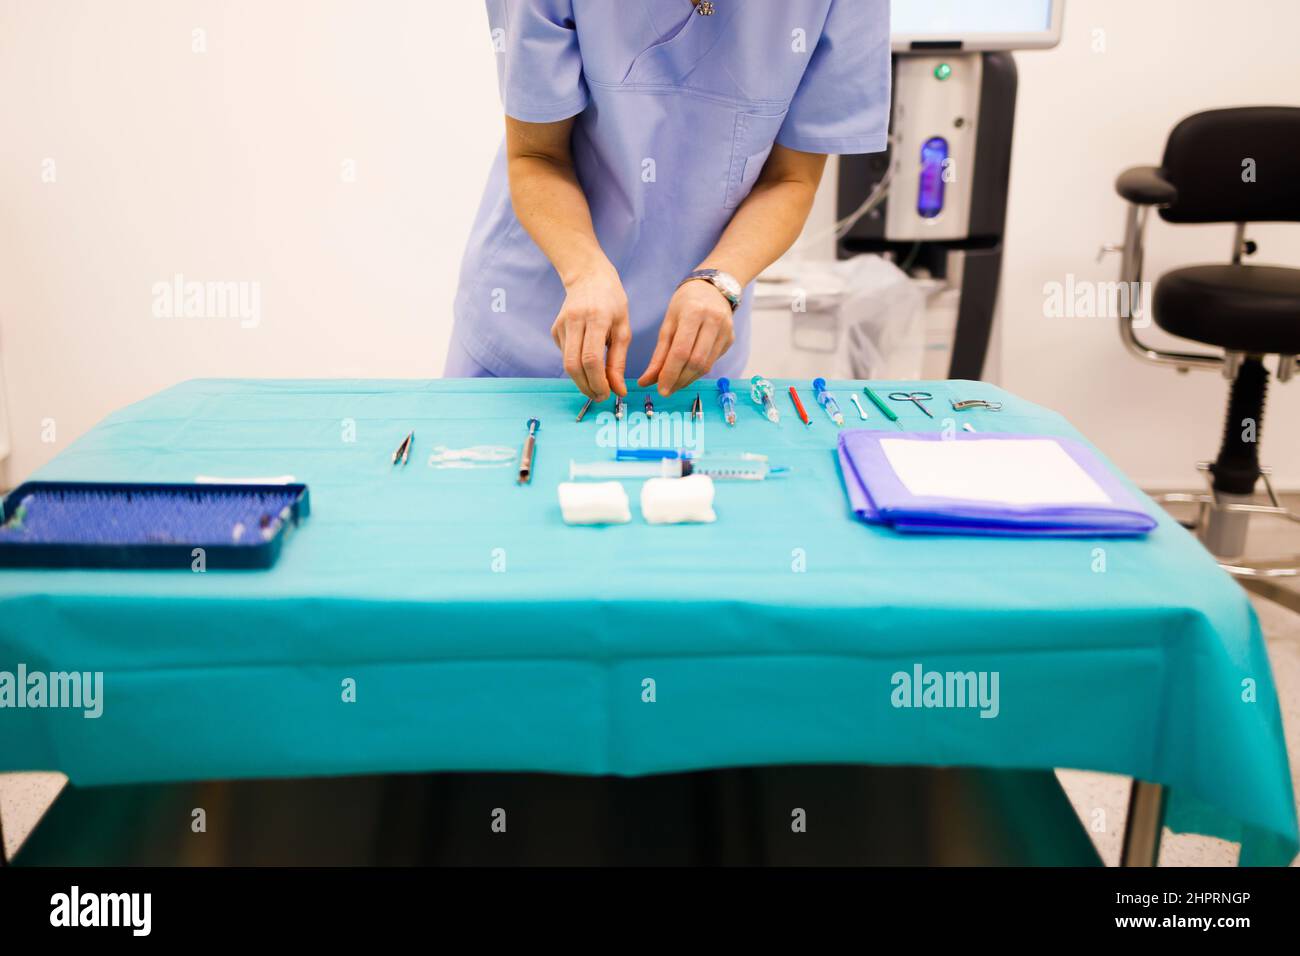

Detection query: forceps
xmin=888 ymin=391 xmax=935 ymax=418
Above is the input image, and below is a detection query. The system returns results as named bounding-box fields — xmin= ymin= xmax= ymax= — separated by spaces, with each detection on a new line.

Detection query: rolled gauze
xmin=641 ymin=474 xmax=716 ymax=525
xmin=557 ymin=481 xmax=631 ymax=525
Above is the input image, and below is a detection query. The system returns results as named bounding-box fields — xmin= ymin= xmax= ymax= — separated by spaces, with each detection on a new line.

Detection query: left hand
xmin=637 ymin=280 xmax=736 ymax=397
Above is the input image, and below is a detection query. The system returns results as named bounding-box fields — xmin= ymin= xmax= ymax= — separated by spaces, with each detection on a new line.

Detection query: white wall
xmin=1002 ymin=0 xmax=1300 ymax=487
xmin=0 ymin=0 xmax=503 ymax=483
xmin=1 ymin=0 xmax=1298 ymax=488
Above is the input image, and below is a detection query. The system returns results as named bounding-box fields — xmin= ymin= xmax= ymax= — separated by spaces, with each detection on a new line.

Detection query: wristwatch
xmin=680 ymin=268 xmax=742 ymax=312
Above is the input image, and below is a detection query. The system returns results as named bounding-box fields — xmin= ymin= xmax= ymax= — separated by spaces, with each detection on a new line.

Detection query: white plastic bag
xmin=749 ymin=254 xmax=925 ymax=380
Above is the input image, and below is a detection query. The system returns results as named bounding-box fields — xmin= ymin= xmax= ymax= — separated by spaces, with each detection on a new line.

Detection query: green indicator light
xmin=934 ymin=63 xmax=952 ymax=81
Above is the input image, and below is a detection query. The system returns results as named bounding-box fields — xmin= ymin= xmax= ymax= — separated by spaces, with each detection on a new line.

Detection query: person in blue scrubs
xmin=448 ymin=0 xmax=891 ymax=400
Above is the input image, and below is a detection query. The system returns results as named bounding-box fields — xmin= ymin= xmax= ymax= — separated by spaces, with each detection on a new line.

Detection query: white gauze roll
xmin=641 ymin=474 xmax=716 ymax=525
xmin=557 ymin=481 xmax=631 ymax=525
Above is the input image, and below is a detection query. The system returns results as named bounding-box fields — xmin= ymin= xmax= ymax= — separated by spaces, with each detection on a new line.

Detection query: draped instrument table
xmin=0 ymin=378 xmax=1295 ymax=866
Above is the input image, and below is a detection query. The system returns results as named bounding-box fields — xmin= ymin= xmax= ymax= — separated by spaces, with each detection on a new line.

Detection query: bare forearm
xmin=503 ymin=116 xmax=630 ymax=400
xmin=638 ymin=146 xmax=826 ymax=395
xmin=507 ymin=154 xmax=611 ymax=285
xmin=697 ymin=175 xmax=821 ymax=285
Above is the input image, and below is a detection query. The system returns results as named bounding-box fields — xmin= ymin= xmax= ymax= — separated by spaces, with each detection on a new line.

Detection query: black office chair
xmin=1108 ymin=107 xmax=1300 ymax=589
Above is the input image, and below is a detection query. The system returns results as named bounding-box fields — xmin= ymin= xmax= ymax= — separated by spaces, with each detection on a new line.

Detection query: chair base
xmin=1153 ymin=463 xmax=1300 ymax=591
xmin=1200 ymin=490 xmax=1254 ymax=557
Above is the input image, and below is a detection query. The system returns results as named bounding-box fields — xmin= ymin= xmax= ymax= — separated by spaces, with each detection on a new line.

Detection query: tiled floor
xmin=0 ymin=771 xmax=64 ymax=860
xmin=4 ymin=493 xmax=1300 ymax=865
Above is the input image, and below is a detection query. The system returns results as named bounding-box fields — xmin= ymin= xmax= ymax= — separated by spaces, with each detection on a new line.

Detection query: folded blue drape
xmin=838 ymin=431 xmax=1158 ymax=537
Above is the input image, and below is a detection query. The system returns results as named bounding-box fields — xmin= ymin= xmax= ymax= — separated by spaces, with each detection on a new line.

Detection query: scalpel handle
xmin=518 ymin=435 xmax=536 ymax=484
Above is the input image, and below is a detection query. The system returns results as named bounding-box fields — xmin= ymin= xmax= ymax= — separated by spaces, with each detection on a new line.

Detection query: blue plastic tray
xmin=0 ymin=481 xmax=310 ymax=570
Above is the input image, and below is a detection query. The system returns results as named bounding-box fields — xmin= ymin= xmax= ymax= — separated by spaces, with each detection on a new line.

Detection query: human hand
xmin=551 ymin=263 xmax=631 ymax=401
xmin=637 ymin=279 xmax=736 ymax=397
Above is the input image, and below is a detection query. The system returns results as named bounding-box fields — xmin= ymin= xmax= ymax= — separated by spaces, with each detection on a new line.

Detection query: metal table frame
xmin=1120 ymin=780 xmax=1167 ymax=867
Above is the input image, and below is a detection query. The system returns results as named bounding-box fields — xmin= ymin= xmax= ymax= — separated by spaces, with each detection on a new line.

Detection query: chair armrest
xmin=1115 ymin=166 xmax=1178 ymax=206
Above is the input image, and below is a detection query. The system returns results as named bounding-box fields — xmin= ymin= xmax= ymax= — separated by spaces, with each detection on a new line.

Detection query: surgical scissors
xmin=888 ymin=391 xmax=935 ymax=418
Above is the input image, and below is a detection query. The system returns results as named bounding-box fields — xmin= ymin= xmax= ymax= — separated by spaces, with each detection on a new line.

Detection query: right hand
xmin=551 ymin=263 xmax=631 ymax=401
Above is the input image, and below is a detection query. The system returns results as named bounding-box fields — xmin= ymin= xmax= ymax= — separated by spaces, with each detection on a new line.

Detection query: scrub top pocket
xmin=725 ymin=109 xmax=789 ymax=210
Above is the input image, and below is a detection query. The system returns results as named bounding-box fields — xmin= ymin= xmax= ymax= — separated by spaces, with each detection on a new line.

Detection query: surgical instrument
xmin=812 ymin=378 xmax=845 ymax=427
xmin=889 ymin=391 xmax=935 ymax=418
xmin=951 ymin=399 xmax=1004 ymax=412
xmin=963 ymin=423 xmax=978 ymax=433
xmin=691 ymin=393 xmax=703 ymax=421
xmin=391 ymin=431 xmax=413 ymax=466
xmin=789 ymin=386 xmax=812 ymax=426
xmin=862 ymin=386 xmax=898 ymax=422
xmin=576 ymin=397 xmax=595 ymax=422
xmin=849 ymin=394 xmax=869 ymax=421
xmin=614 ymin=394 xmax=626 ymax=421
xmin=716 ymin=378 xmax=737 ymax=426
xmin=518 ymin=418 xmax=539 ymax=485
xmin=750 ymin=376 xmax=780 ymax=423
xmin=644 ymin=395 xmax=655 ymax=418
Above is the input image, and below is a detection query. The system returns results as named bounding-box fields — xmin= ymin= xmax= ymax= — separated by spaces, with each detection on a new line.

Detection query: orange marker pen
xmin=788 ymin=387 xmax=811 ymax=426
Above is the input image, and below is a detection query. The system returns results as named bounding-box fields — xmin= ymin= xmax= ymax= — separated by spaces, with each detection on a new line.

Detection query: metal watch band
xmin=679 ymin=269 xmax=741 ymax=312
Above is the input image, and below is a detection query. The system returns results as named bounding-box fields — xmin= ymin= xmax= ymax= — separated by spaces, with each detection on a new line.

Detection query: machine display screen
xmin=891 ymin=0 xmax=1062 ymax=51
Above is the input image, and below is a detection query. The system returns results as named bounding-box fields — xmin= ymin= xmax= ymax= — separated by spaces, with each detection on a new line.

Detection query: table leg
xmin=1120 ymin=779 xmax=1166 ymax=867
xmin=0 ymin=803 xmax=8 ymax=866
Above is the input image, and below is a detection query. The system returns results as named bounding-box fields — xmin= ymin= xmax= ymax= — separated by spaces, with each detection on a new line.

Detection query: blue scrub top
xmin=451 ymin=0 xmax=891 ymax=378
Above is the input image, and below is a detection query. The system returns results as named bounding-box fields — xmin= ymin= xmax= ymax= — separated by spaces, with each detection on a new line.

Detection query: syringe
xmin=571 ymin=459 xmax=687 ymax=480
xmin=690 ymin=454 xmax=786 ymax=481
xmin=716 ymin=378 xmax=737 ymax=427
xmin=570 ymin=454 xmax=785 ymax=481
xmin=812 ymin=378 xmax=845 ymax=427
xmin=750 ymin=375 xmax=780 ymax=423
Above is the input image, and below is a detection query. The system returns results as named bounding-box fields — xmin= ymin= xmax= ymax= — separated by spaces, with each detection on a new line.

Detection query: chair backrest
xmin=1159 ymin=106 xmax=1300 ymax=224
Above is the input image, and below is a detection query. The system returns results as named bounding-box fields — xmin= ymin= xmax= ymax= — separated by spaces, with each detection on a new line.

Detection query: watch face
xmin=715 ymin=272 xmax=742 ymax=299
